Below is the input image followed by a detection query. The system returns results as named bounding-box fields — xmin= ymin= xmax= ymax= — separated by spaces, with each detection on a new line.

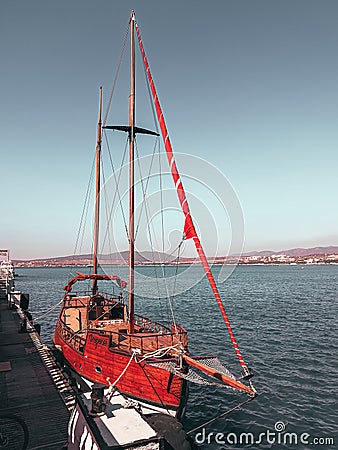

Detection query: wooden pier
xmin=0 ymin=297 xmax=75 ymax=449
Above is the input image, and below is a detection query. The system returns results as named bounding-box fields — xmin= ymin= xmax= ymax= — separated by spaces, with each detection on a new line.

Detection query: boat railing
xmin=64 ymin=295 xmax=90 ymax=308
xmin=105 ymin=323 xmax=188 ymax=355
xmin=56 ymin=321 xmax=86 ymax=354
xmin=95 ymin=292 xmax=123 ymax=303
xmin=133 ymin=313 xmax=171 ymax=333
xmin=65 ymin=291 xmax=122 ymax=302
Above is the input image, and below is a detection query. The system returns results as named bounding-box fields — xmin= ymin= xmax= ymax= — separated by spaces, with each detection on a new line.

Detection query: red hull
xmin=53 ymin=322 xmax=187 ymax=412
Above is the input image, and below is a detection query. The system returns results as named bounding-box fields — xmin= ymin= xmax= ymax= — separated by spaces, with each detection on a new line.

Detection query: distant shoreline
xmin=14 ymin=259 xmax=338 ymax=268
xmin=11 ymin=245 xmax=338 ymax=268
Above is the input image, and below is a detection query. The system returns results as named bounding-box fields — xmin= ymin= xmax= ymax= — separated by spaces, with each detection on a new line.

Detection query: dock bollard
xmin=90 ymin=383 xmax=106 ymax=416
xmin=20 ymin=293 xmax=30 ymax=310
xmin=19 ymin=317 xmax=27 ymax=333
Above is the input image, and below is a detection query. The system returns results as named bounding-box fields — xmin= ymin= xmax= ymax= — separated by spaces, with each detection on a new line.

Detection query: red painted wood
xmin=53 ymin=325 xmax=184 ymax=410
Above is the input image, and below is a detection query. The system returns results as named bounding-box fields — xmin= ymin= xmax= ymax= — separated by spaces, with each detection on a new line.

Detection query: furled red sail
xmin=64 ymin=273 xmax=127 ymax=294
xmin=136 ymin=22 xmax=249 ymax=372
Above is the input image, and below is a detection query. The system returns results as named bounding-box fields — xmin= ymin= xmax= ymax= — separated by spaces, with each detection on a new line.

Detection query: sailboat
xmin=53 ymin=11 xmax=256 ymax=419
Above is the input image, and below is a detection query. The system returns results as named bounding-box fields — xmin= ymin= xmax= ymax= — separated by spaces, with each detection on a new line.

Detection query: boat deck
xmin=60 ymin=293 xmax=188 ymax=355
xmin=0 ymin=298 xmax=74 ymax=449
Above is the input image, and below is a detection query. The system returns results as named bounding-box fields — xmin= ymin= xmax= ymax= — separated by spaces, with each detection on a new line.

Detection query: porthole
xmin=95 ymin=366 xmax=102 ymax=374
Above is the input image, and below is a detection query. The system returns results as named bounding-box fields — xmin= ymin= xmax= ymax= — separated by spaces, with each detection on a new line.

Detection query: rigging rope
xmin=105 ymin=349 xmax=138 ymax=404
xmin=186 ymin=396 xmax=255 ymax=435
xmin=134 ymin=137 xmax=159 ymax=240
xmin=170 ymin=239 xmax=183 ymax=307
xmin=135 ymin=20 xmax=249 ymax=372
xmin=157 ymin=145 xmax=170 ymax=323
xmin=32 ymin=159 xmax=96 ymax=323
xmin=103 ymin=130 xmax=129 ymax=243
xmin=106 ymin=349 xmax=137 ymax=389
xmin=100 ymin=156 xmax=117 ymax=267
xmin=103 ymin=21 xmax=130 ymax=127
xmin=137 ymin=344 xmax=181 ymax=363
xmin=138 ymin=360 xmax=169 ymax=413
xmin=30 ymin=299 xmax=63 ymax=322
xmin=134 ymin=136 xmax=164 ymax=322
xmin=134 ymin=139 xmax=178 ymax=334
xmin=141 ymin=58 xmax=173 ymax=324
xmin=71 ymin=156 xmax=95 ymax=266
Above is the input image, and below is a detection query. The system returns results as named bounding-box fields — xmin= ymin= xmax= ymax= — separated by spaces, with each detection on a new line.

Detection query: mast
xmin=92 ymin=86 xmax=103 ymax=295
xmin=101 ymin=11 xmax=158 ymax=319
xmin=128 ymin=11 xmax=136 ymax=333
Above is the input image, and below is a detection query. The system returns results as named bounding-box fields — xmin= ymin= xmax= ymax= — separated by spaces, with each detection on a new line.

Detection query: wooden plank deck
xmin=0 ymin=298 xmax=72 ymax=449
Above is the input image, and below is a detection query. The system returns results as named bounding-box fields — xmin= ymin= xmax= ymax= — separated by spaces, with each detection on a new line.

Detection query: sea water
xmin=14 ymin=264 xmax=338 ymax=449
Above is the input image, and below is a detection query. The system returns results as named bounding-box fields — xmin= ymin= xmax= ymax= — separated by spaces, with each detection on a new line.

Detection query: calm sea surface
xmin=14 ymin=264 xmax=338 ymax=449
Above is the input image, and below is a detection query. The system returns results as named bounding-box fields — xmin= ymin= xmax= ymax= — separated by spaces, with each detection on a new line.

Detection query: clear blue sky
xmin=1 ymin=0 xmax=338 ymax=260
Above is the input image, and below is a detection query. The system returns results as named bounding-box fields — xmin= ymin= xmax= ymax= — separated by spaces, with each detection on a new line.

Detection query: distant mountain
xmin=13 ymin=245 xmax=338 ymax=265
xmin=14 ymin=250 xmax=176 ymax=264
xmin=243 ymin=246 xmax=338 ymax=257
